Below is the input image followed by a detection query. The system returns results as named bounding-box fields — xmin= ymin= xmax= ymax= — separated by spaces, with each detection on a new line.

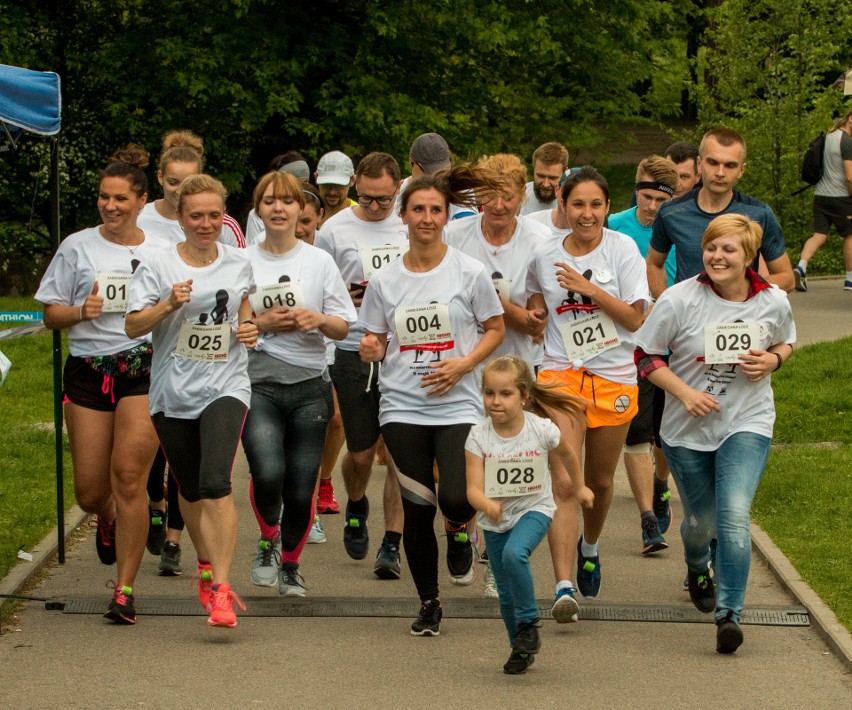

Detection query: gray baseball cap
xmin=316 ymin=151 xmax=355 ymax=185
xmin=409 ymin=133 xmax=452 ymax=174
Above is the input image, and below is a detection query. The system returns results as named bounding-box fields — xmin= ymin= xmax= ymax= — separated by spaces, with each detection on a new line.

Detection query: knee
xmin=75 ymin=487 xmax=109 ymax=513
xmin=438 ymin=492 xmax=474 ymax=525
xmin=349 ymin=449 xmax=375 ymax=476
xmin=328 ymin=411 xmax=343 ymax=435
xmin=111 ymin=465 xmax=148 ymax=499
xmin=501 ymin=542 xmax=530 ymax=569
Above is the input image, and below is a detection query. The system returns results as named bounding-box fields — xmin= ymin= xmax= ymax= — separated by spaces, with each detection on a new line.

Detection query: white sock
xmin=556 ymin=580 xmax=575 ymax=595
xmin=581 ymin=539 xmax=599 ymax=558
xmin=797 ymin=259 xmax=809 ymax=272
xmin=846 ymin=271 xmax=852 ymax=282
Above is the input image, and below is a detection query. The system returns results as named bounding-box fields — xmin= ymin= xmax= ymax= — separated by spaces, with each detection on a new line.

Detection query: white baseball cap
xmin=316 ymin=150 xmax=355 ymax=185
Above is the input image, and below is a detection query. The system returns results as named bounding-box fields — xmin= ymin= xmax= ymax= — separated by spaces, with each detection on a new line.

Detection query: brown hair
xmin=701 ymin=214 xmax=763 ymax=262
xmin=158 ymin=130 xmax=204 ymax=173
xmin=532 ymin=142 xmax=569 ymax=169
xmin=830 ymin=109 xmax=852 ymax=132
xmin=176 ymin=173 xmax=227 ymax=215
xmin=699 ymin=128 xmax=747 ymax=161
xmin=399 ymin=162 xmax=507 ymax=214
xmin=252 ymin=170 xmax=305 ymax=212
xmin=356 ymin=152 xmax=401 ymax=183
xmin=559 ymin=165 xmax=610 ymax=206
xmin=635 ymin=155 xmax=679 ymax=191
xmin=476 ymin=153 xmax=528 ymax=198
xmin=100 ymin=144 xmax=149 ymax=197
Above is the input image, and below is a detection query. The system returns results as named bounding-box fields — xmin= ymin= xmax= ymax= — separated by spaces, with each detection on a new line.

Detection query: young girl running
xmin=465 ymin=356 xmax=594 ymax=674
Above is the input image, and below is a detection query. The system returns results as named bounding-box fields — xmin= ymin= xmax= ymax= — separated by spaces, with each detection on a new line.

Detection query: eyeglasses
xmin=356 ymin=193 xmax=394 ymax=208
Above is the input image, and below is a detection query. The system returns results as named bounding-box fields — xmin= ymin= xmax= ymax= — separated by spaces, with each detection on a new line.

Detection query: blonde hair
xmin=830 ymin=109 xmax=852 ymax=132
xmin=159 ymin=130 xmax=204 ymax=173
xmin=701 ymin=214 xmax=763 ymax=262
xmin=176 ymin=173 xmax=227 ymax=215
xmin=252 ymin=170 xmax=306 ymax=212
xmin=482 ymin=356 xmax=585 ymax=426
xmin=635 ymin=155 xmax=678 ymax=191
xmin=476 ymin=153 xmax=527 ymax=198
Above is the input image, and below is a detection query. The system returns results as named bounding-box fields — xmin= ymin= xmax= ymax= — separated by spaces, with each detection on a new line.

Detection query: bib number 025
xmin=176 ymin=322 xmax=230 ymax=362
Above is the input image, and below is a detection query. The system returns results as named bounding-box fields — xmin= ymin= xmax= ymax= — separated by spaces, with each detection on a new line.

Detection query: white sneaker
xmin=482 ymin=562 xmax=498 ymax=598
xmin=278 ymin=566 xmax=307 ymax=597
xmin=307 ymin=515 xmax=326 ymax=544
xmin=250 ymin=535 xmax=281 ymax=587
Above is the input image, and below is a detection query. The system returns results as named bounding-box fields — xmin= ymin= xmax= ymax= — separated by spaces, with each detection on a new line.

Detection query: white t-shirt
xmin=527 ymin=229 xmax=650 ymax=384
xmin=519 ymin=182 xmax=557 ymax=216
xmin=358 ymin=246 xmax=504 ymax=426
xmin=526 ymin=208 xmax=571 ymax=239
xmin=445 ymin=213 xmax=549 ymax=371
xmin=136 ymin=202 xmax=245 ymax=248
xmin=247 ymin=241 xmax=356 ymax=369
xmin=35 ymin=227 xmax=166 ymax=357
xmin=127 ymin=244 xmax=255 ymax=418
xmin=465 ymin=411 xmax=560 ymax=533
xmin=244 ymin=209 xmax=265 ymax=247
xmin=634 ymin=276 xmax=796 ymax=450
xmin=315 ymin=207 xmax=409 ymax=351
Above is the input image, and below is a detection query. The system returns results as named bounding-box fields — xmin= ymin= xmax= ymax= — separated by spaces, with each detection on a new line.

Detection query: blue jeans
xmin=663 ymin=432 xmax=771 ymax=623
xmin=483 ymin=511 xmax=551 ymax=645
xmin=241 ymin=377 xmax=332 ymax=553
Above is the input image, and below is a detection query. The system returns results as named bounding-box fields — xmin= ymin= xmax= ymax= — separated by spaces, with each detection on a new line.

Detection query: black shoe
xmin=446 ymin=523 xmax=474 ymax=585
xmin=158 ymin=540 xmax=182 ymax=576
xmin=513 ymin=620 xmax=542 ymax=654
xmin=503 ymin=650 xmax=536 ymax=675
xmin=652 ymin=486 xmax=672 ymax=534
xmin=343 ymin=497 xmax=369 ymax=560
xmin=641 ymin=515 xmax=668 ymax=555
xmin=146 ymin=506 xmax=166 ymax=556
xmin=103 ymin=585 xmax=136 ymax=624
xmin=95 ymin=516 xmax=116 ymax=565
xmin=687 ymin=568 xmax=716 ymax=613
xmin=716 ymin=612 xmax=744 ymax=654
xmin=411 ymin=599 xmax=442 ymax=636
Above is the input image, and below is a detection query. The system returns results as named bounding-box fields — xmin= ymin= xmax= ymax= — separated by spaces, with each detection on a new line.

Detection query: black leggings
xmin=145 ymin=447 xmax=185 ymax=531
xmin=381 ymin=421 xmax=475 ymax=601
xmin=152 ymin=397 xmax=247 ymax=503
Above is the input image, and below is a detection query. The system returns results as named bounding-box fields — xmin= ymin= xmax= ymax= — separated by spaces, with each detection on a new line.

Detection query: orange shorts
xmin=538 ymin=368 xmax=638 ymax=428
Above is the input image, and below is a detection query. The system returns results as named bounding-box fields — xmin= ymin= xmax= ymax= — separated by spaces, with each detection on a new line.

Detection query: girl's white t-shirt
xmin=127 ymin=244 xmax=255 ymax=418
xmin=634 ymin=276 xmax=796 ymax=450
xmin=247 ymin=241 xmax=356 ymax=369
xmin=465 ymin=411 xmax=561 ymax=533
xmin=358 ymin=246 xmax=504 ymax=426
xmin=527 ymin=228 xmax=650 ymax=384
xmin=35 ymin=226 xmax=165 ymax=356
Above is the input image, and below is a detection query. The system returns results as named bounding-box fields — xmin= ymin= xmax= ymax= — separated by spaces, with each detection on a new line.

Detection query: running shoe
xmin=316 ymin=480 xmax=340 ymax=514
xmin=95 ymin=515 xmax=116 ymax=565
xmin=146 ymin=506 xmax=166 ymax=556
xmin=687 ymin=568 xmax=716 ymax=613
xmin=551 ymin=587 xmax=579 ymax=623
xmin=374 ymin=539 xmax=401 ymax=580
xmin=479 ymin=547 xmax=489 ymax=564
xmin=641 ymin=515 xmax=668 ymax=555
xmin=343 ymin=497 xmax=369 ymax=560
xmin=716 ymin=612 xmax=744 ymax=654
xmin=196 ymin=562 xmax=214 ymax=611
xmin=207 ymin=583 xmax=246 ymax=628
xmin=503 ymin=650 xmax=535 ymax=675
xmin=793 ymin=265 xmax=808 ymax=292
xmin=158 ymin=540 xmax=182 ymax=576
xmin=307 ymin=515 xmax=327 ymax=544
xmin=653 ymin=486 xmax=672 ymax=534
xmin=103 ymin=584 xmax=136 ymax=625
xmin=482 ymin=562 xmax=498 ymax=599
xmin=251 ymin=534 xmax=281 ymax=587
xmin=845 ymin=280 xmax=852 ymax=291
xmin=576 ymin=536 xmax=601 ymax=598
xmin=513 ymin=620 xmax=542 ymax=654
xmin=446 ymin=522 xmax=475 ymax=586
xmin=410 ymin=599 xmax=442 ymax=636
xmin=278 ymin=565 xmax=307 ymax=597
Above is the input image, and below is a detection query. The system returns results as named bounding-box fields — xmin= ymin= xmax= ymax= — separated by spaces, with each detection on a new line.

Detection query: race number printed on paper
xmin=394 ymin=303 xmax=454 ymax=352
xmin=97 ymin=273 xmax=132 ymax=313
xmin=251 ymin=282 xmax=306 ymax=315
xmin=558 ymin=311 xmax=619 ymax=361
xmin=704 ymin=322 xmax=760 ymax=365
xmin=359 ymin=244 xmax=405 ymax=281
xmin=176 ymin=322 xmax=230 ymax=362
xmin=484 ymin=454 xmax=547 ymax=498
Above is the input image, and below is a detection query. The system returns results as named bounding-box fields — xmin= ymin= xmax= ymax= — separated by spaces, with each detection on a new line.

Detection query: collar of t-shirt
xmin=696 ymin=267 xmax=772 ymax=300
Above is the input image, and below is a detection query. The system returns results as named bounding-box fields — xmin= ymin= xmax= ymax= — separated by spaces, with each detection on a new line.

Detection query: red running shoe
xmin=317 ymin=480 xmax=340 ymax=514
xmin=207 ymin=583 xmax=246 ymax=628
xmin=196 ymin=562 xmax=214 ymax=611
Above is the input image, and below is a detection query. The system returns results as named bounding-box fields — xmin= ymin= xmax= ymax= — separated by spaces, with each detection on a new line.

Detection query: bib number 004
xmin=176 ymin=322 xmax=230 ymax=362
xmin=394 ymin=302 xmax=454 ymax=351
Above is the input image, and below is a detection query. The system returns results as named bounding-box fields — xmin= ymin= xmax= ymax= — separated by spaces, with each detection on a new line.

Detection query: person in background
xmin=519 ymin=142 xmax=569 ymax=216
xmin=316 ymin=150 xmax=356 ymax=227
xmin=245 ymin=151 xmax=312 ymax=246
xmin=664 ymin=141 xmax=701 ymax=198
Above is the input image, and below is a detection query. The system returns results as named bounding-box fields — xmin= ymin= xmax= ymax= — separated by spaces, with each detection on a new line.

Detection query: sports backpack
xmin=800 ymin=132 xmax=826 ymax=185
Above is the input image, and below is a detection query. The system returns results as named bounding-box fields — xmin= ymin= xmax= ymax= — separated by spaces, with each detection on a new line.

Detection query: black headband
xmin=635 ymin=181 xmax=674 ymax=197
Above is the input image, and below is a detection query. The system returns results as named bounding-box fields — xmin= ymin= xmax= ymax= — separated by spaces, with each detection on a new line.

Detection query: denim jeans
xmin=241 ymin=377 xmax=332 ymax=553
xmin=663 ymin=432 xmax=771 ymax=623
xmin=483 ymin=511 xmax=551 ymax=645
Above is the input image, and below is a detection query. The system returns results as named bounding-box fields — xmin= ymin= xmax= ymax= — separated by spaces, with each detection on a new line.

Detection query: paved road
xmin=1 ymin=279 xmax=850 ymax=709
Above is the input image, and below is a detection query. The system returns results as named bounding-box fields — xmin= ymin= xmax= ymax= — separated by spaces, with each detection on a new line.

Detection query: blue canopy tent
xmin=0 ymin=64 xmax=66 ymax=561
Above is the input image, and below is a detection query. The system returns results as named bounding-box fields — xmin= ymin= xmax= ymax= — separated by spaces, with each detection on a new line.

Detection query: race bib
xmin=484 ymin=455 xmax=548 ymax=498
xmin=394 ymin=303 xmax=454 ymax=352
xmin=359 ymin=244 xmax=405 ymax=281
xmin=97 ymin=273 xmax=131 ymax=314
xmin=558 ymin=311 xmax=620 ymax=360
xmin=704 ymin=322 xmax=760 ymax=365
xmin=492 ymin=277 xmax=511 ymax=301
xmin=251 ymin=282 xmax=306 ymax=314
xmin=176 ymin=322 xmax=230 ymax=362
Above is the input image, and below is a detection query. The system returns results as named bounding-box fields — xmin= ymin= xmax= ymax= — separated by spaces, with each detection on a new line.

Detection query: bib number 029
xmin=704 ymin=322 xmax=760 ymax=365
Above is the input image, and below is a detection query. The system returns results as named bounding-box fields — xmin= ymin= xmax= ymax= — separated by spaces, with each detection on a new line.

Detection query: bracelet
xmin=772 ymin=352 xmax=783 ymax=371
xmin=241 ymin=319 xmax=255 ymax=326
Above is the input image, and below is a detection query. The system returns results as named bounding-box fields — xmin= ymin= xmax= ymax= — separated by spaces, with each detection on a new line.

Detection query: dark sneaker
xmin=653 ymin=486 xmax=672 ymax=534
xmin=641 ymin=515 xmax=668 ymax=555
xmin=158 ymin=541 xmax=182 ymax=576
xmin=845 ymin=280 xmax=852 ymax=291
xmin=793 ymin=266 xmax=808 ymax=292
xmin=343 ymin=497 xmax=369 ymax=560
xmin=374 ymin=539 xmax=401 ymax=580
xmin=411 ymin=599 xmax=442 ymax=636
xmin=103 ymin=584 xmax=136 ymax=624
xmin=513 ymin=620 xmax=542 ymax=654
xmin=716 ymin=612 xmax=744 ymax=654
xmin=278 ymin=565 xmax=307 ymax=597
xmin=503 ymin=650 xmax=536 ymax=675
xmin=551 ymin=587 xmax=579 ymax=623
xmin=688 ymin=568 xmax=716 ymax=613
xmin=95 ymin=516 xmax=116 ymax=565
xmin=576 ymin=536 xmax=601 ymax=598
xmin=146 ymin=506 xmax=166 ymax=556
xmin=446 ymin=523 xmax=475 ymax=585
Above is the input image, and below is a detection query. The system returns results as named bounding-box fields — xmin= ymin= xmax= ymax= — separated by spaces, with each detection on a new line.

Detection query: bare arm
xmin=465 ymin=451 xmax=503 ymax=523
xmin=549 ymin=437 xmax=593 ymax=508
xmin=646 ymin=364 xmax=721 ymax=418
xmin=500 ymin=297 xmax=547 ymax=338
xmin=359 ymin=330 xmax=388 ymax=362
xmin=646 ymin=247 xmax=670 ymax=300
xmin=844 ymin=159 xmax=852 ymax=195
xmin=42 ymin=282 xmax=102 ymax=330
xmin=555 ymin=261 xmax=645 ymax=331
xmin=765 ymin=252 xmax=795 ymax=293
xmin=125 ymin=279 xmax=193 ymax=339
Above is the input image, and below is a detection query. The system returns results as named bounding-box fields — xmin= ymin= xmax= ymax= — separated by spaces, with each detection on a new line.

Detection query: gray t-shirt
xmin=815 ymin=130 xmax=852 ymax=197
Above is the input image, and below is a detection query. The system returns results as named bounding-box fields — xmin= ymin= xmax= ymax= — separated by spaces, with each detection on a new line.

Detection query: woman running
xmin=36 ymin=145 xmax=161 ymax=624
xmin=126 ymin=174 xmax=257 ymax=629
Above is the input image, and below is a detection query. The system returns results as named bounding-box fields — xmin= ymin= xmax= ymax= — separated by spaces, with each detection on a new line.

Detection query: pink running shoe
xmin=207 ymin=583 xmax=246 ymax=628
xmin=196 ymin=562 xmax=214 ymax=611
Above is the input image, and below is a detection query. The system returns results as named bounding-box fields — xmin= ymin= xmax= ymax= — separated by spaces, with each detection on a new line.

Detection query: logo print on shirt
xmin=556 ymin=269 xmax=596 ymax=319
xmin=197 ymin=289 xmax=230 ymax=325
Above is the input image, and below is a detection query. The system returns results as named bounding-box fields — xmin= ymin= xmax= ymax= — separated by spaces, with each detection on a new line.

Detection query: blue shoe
xmin=343 ymin=497 xmax=369 ymax=560
xmin=576 ymin=536 xmax=601 ymax=598
xmin=653 ymin=486 xmax=672 ymax=534
xmin=641 ymin=515 xmax=668 ymax=555
xmin=793 ymin=266 xmax=807 ymax=292
xmin=844 ymin=280 xmax=852 ymax=291
xmin=373 ymin=539 xmax=401 ymax=580
xmin=551 ymin=587 xmax=579 ymax=623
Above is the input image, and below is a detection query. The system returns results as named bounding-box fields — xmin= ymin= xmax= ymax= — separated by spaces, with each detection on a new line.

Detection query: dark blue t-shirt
xmin=650 ymin=188 xmax=786 ymax=282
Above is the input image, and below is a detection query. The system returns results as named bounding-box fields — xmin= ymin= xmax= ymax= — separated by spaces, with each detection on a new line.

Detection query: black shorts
xmin=330 ymin=347 xmax=381 ymax=453
xmin=812 ymin=196 xmax=852 ymax=237
xmin=63 ymin=355 xmax=150 ymax=412
xmin=625 ymin=374 xmax=664 ymax=448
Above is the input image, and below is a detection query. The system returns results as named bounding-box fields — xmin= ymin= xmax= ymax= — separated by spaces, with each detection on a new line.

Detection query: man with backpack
xmin=794 ymin=109 xmax=852 ymax=292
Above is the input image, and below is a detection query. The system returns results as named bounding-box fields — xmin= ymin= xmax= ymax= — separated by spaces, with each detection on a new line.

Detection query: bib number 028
xmin=483 ymin=455 xmax=547 ymax=498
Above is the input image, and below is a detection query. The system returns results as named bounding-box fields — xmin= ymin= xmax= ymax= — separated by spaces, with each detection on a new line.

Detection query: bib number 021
xmin=558 ymin=311 xmax=620 ymax=361
xmin=704 ymin=322 xmax=760 ymax=365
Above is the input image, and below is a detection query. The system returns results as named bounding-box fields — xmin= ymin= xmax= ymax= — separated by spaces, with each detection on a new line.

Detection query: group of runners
xmin=36 ymin=124 xmax=801 ymax=674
